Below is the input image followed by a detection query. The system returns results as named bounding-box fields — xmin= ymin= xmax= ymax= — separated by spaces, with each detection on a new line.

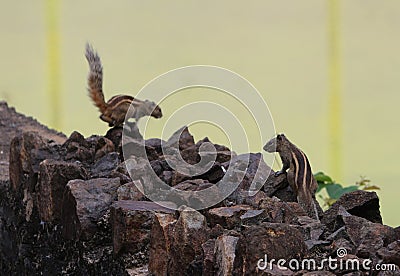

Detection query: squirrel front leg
xmin=275 ymin=155 xmax=290 ymax=176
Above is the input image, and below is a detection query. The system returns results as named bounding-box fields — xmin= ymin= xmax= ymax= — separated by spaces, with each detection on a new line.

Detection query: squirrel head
xmin=143 ymin=100 xmax=163 ymax=119
xmin=263 ymin=133 xmax=288 ymax=153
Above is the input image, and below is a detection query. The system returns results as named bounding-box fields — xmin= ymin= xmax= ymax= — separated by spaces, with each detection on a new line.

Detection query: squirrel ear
xmin=277 ymin=134 xmax=282 ymax=140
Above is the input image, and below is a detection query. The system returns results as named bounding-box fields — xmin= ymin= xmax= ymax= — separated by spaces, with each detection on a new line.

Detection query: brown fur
xmin=85 ymin=43 xmax=162 ymax=127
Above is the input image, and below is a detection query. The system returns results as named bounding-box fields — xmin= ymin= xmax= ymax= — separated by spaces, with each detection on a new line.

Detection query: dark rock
xmin=167 ymin=179 xmax=221 ymax=209
xmin=126 ymin=266 xmax=149 ymax=276
xmin=93 ymin=136 xmax=115 ymax=160
xmin=148 ymin=213 xmax=177 ymax=276
xmin=231 ymin=189 xmax=268 ymax=208
xmin=293 ymin=216 xmax=325 ymax=250
xmin=105 ymin=126 xmax=123 ymax=150
xmin=9 ymin=132 xmax=49 ymax=193
xmin=109 ymin=161 xmax=132 ymax=184
xmin=240 ymin=209 xmax=266 ymax=226
xmin=264 ymin=173 xmax=293 ymax=199
xmin=339 ymin=208 xmax=398 ymax=259
xmin=61 ymin=177 xmax=120 ymax=240
xmin=160 ymin=170 xmax=173 ymax=186
xmin=111 ymin=201 xmax=175 ymax=255
xmin=123 ymin=121 xmax=143 ymax=140
xmin=198 ymin=162 xmax=225 ymax=184
xmin=149 ymin=160 xmax=163 ymax=176
xmin=168 ymin=206 xmax=209 ymax=275
xmin=209 ymin=224 xmax=225 ymax=239
xmin=9 ymin=132 xmax=61 ymax=221
xmin=63 ymin=131 xmax=94 ymax=162
xmin=145 ymin=138 xmax=164 ymax=154
xmin=180 ymin=144 xmax=200 ymax=165
xmin=223 ymin=153 xmax=272 ymax=206
xmin=377 ymin=240 xmax=400 ymax=267
xmin=37 ymin=159 xmax=87 ymax=222
xmin=165 ymin=126 xmax=195 ymax=151
xmin=259 ymin=197 xmax=304 ymax=224
xmin=202 ymin=239 xmax=216 ymax=276
xmin=215 ymin=235 xmax=239 ymax=276
xmin=322 ymin=190 xmax=382 ymax=231
xmin=171 ymin=170 xmax=191 ymax=186
xmin=207 ymin=205 xmax=253 ymax=230
xmin=90 ymin=152 xmax=120 ymax=178
xmin=122 ymin=136 xmax=161 ymax=163
xmin=233 ymin=222 xmax=307 ymax=275
xmin=117 ymin=181 xmax=145 ymax=201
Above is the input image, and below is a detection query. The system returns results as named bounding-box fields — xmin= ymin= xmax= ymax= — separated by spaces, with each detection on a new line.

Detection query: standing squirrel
xmin=264 ymin=134 xmax=319 ymax=220
xmin=85 ymin=43 xmax=162 ymax=127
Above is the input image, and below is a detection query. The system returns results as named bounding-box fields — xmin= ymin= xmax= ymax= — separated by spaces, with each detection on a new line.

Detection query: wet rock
xmin=148 ymin=213 xmax=177 ymax=276
xmin=215 ymin=235 xmax=239 ymax=276
xmin=117 ymin=181 xmax=145 ymax=201
xmin=90 ymin=152 xmax=120 ymax=178
xmin=207 ymin=205 xmax=253 ymax=230
xmin=322 ymin=190 xmax=382 ymax=231
xmin=168 ymin=206 xmax=209 ymax=275
xmin=233 ymin=222 xmax=307 ymax=275
xmin=111 ymin=201 xmax=175 ymax=255
xmin=61 ymin=177 xmax=120 ymax=240
xmin=202 ymin=239 xmax=216 ymax=276
xmin=37 ymin=159 xmax=87 ymax=222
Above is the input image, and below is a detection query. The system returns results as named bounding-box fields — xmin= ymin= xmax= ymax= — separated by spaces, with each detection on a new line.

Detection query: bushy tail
xmin=85 ymin=43 xmax=107 ymax=113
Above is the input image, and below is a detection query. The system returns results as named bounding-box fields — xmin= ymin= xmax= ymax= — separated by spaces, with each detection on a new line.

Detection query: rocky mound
xmin=0 ymin=102 xmax=399 ymax=275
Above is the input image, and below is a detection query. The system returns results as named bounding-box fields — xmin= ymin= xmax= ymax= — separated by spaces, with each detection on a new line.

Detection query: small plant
xmin=315 ymin=172 xmax=380 ymax=208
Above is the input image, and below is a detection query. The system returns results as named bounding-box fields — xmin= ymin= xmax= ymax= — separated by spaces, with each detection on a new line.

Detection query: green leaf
xmin=325 ymin=183 xmax=345 ymax=199
xmin=314 ymin=172 xmax=333 ymax=183
xmin=316 ymin=182 xmax=329 ymax=193
xmin=341 ymin=186 xmax=359 ymax=194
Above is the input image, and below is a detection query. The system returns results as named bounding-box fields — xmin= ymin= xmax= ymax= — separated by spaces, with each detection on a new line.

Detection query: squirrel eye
xmin=277 ymin=134 xmax=282 ymax=141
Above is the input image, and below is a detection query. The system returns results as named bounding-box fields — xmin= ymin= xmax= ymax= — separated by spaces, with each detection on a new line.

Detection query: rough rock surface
xmin=0 ymin=102 xmax=398 ymax=275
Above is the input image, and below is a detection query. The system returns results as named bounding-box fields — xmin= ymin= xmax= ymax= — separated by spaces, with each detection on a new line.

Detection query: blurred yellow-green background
xmin=0 ymin=1 xmax=399 ymax=226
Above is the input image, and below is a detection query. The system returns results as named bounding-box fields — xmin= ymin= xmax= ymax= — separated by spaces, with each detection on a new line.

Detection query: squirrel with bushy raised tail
xmin=85 ymin=43 xmax=162 ymax=127
xmin=264 ymin=134 xmax=319 ymax=220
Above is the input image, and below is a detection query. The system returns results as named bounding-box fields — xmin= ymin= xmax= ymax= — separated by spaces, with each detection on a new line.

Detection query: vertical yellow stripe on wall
xmin=45 ymin=0 xmax=61 ymax=130
xmin=328 ymin=0 xmax=342 ymax=180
